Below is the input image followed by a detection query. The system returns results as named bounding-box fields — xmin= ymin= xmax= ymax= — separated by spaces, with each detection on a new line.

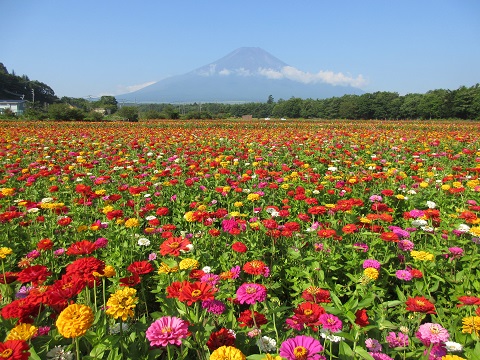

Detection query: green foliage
xmin=117 ymin=106 xmax=139 ymax=122
xmin=47 ymin=103 xmax=85 ymax=121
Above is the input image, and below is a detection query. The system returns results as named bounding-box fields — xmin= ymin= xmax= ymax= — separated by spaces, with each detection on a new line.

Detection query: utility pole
xmin=31 ymin=89 xmax=35 ymax=104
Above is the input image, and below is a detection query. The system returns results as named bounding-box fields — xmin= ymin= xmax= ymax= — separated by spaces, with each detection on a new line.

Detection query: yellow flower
xmin=441 ymin=184 xmax=451 ymax=191
xmin=95 ymin=189 xmax=106 ymax=195
xmin=56 ymin=303 xmax=94 ymax=338
xmin=396 ymin=194 xmax=405 ymax=200
xmin=124 ymin=218 xmax=139 ymax=228
xmin=247 ymin=193 xmax=260 ymax=201
xmin=452 ymin=181 xmax=463 ymax=189
xmin=363 ymin=268 xmax=379 ymax=280
xmin=105 ymin=287 xmax=138 ymax=321
xmin=441 ymin=356 xmax=466 ymax=360
xmin=261 ymin=355 xmax=282 ymax=360
xmin=158 ymin=262 xmax=179 ymax=274
xmin=210 ymin=346 xmax=246 ymax=360
xmin=179 ymin=258 xmax=199 ymax=270
xmin=469 ymin=226 xmax=480 ymax=237
xmin=410 ymin=250 xmax=435 ymax=261
xmin=102 ymin=205 xmax=114 ymax=214
xmin=0 ymin=247 xmax=13 ymax=259
xmin=1 ymin=188 xmax=15 ymax=196
xmin=184 ymin=211 xmax=195 ymax=222
xmin=103 ymin=265 xmax=116 ymax=278
xmin=280 ymin=183 xmax=290 ymax=190
xmin=234 ymin=201 xmax=243 ymax=207
xmin=6 ymin=323 xmax=38 ymax=341
xmin=77 ymin=225 xmax=88 ymax=232
xmin=462 ymin=316 xmax=480 ymax=336
xmin=419 ymin=182 xmax=429 ymax=188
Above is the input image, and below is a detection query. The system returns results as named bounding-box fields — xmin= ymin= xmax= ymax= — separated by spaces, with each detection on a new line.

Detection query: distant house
xmin=242 ymin=115 xmax=253 ymax=120
xmin=0 ymin=100 xmax=26 ymax=115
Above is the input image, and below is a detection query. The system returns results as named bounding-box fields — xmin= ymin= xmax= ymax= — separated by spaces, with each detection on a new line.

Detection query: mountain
xmin=117 ymin=47 xmax=364 ymax=103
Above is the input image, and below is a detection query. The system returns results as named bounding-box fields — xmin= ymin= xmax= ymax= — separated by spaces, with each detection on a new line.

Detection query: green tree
xmin=47 ymin=103 xmax=85 ymax=120
xmin=95 ymin=96 xmax=118 ymax=114
xmin=117 ymin=106 xmax=139 ymax=122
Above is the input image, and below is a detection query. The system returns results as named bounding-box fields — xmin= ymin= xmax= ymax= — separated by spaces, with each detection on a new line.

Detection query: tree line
xmin=1 ymin=62 xmax=479 ymax=120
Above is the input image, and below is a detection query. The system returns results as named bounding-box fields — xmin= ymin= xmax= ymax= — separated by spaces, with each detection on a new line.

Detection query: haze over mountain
xmin=118 ymin=47 xmax=365 ymax=103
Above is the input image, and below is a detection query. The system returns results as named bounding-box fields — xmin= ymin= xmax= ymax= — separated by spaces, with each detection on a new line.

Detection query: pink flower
xmin=236 ymin=283 xmax=267 ymax=305
xmin=146 ymin=316 xmax=189 ymax=347
xmin=202 ymin=299 xmax=226 ymax=315
xmin=363 ymin=259 xmax=381 ymax=270
xmin=318 ymin=313 xmax=343 ymax=333
xmin=395 ymin=269 xmax=413 ymax=281
xmin=385 ymin=332 xmax=409 ymax=348
xmin=415 ymin=323 xmax=449 ymax=346
xmin=369 ymin=353 xmax=394 ymax=360
xmin=365 ymin=338 xmax=382 ymax=352
xmin=398 ymin=239 xmax=414 ymax=251
xmin=280 ymin=335 xmax=325 ymax=360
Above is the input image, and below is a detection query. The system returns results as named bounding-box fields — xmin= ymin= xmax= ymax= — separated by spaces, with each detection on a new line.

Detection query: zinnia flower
xmin=56 ymin=303 xmax=94 ymax=338
xmin=206 ymin=328 xmax=236 ymax=351
xmin=0 ymin=340 xmax=30 ymax=360
xmin=210 ymin=345 xmax=246 ymax=360
xmin=461 ymin=316 xmax=480 ymax=336
xmin=160 ymin=237 xmax=192 ymax=256
xmin=385 ymin=332 xmax=409 ymax=348
xmin=146 ymin=316 xmax=189 ymax=347
xmin=279 ymin=335 xmax=324 ymax=360
xmin=406 ymin=296 xmax=436 ymax=314
xmin=178 ymin=281 xmax=217 ymax=305
xmin=105 ymin=287 xmax=138 ymax=321
xmin=318 ymin=313 xmax=343 ymax=333
xmin=416 ymin=322 xmax=449 ymax=346
xmin=236 ymin=283 xmax=267 ymax=305
xmin=5 ymin=323 xmax=37 ymax=341
xmin=237 ymin=309 xmax=268 ymax=328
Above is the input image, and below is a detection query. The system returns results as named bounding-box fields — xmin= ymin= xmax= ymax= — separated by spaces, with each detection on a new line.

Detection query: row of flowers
xmin=0 ymin=119 xmax=479 ymax=359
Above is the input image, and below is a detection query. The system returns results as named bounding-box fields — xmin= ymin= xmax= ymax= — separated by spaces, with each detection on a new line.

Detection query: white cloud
xmin=219 ymin=68 xmax=231 ymax=75
xmin=259 ymin=66 xmax=367 ymax=87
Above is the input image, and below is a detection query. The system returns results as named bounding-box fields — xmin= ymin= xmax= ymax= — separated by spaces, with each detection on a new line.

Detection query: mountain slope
xmin=118 ymin=47 xmax=364 ymax=103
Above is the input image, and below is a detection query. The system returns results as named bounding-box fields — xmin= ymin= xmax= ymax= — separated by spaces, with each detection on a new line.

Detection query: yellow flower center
xmin=246 ymin=286 xmax=256 ymax=294
xmin=191 ymin=289 xmax=202 ymax=297
xmin=304 ymin=309 xmax=313 ymax=315
xmin=169 ymin=242 xmax=179 ymax=249
xmin=162 ymin=326 xmax=172 ymax=334
xmin=293 ymin=346 xmax=308 ymax=359
xmin=430 ymin=325 xmax=440 ymax=334
xmin=1 ymin=349 xmax=13 ymax=358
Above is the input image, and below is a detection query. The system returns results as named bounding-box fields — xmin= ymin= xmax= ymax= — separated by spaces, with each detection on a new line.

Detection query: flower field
xmin=0 ymin=119 xmax=480 ymax=360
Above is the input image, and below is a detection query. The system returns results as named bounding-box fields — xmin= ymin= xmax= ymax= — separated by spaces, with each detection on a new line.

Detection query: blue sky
xmin=2 ymin=0 xmax=480 ymax=99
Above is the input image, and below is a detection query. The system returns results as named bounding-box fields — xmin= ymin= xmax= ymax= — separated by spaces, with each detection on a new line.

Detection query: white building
xmin=0 ymin=100 xmax=26 ymax=115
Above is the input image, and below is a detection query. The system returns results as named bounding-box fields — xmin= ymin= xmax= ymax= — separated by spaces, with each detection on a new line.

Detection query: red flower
xmin=156 ymin=207 xmax=169 ymax=216
xmin=160 ymin=237 xmax=192 ymax=257
xmin=231 ymin=241 xmax=248 ymax=253
xmin=293 ymin=302 xmax=326 ymax=329
xmin=457 ymin=296 xmax=480 ymax=307
xmin=66 ymin=240 xmax=97 ymax=256
xmin=342 ymin=224 xmax=358 ymax=234
xmin=36 ymin=238 xmax=53 ymax=251
xmin=409 ymin=268 xmax=423 ymax=278
xmin=380 ymin=232 xmax=399 ymax=242
xmin=317 ymin=229 xmax=337 ymax=238
xmin=243 ymin=260 xmax=267 ymax=276
xmin=119 ymin=273 xmax=141 ymax=287
xmin=262 ymin=219 xmax=278 ymax=230
xmin=206 ymin=328 xmax=236 ymax=351
xmin=46 ymin=275 xmax=85 ymax=311
xmin=0 ymin=298 xmax=40 ymax=323
xmin=166 ymin=281 xmax=185 ymax=299
xmin=0 ymin=340 xmax=30 ymax=360
xmin=0 ymin=271 xmax=18 ymax=284
xmin=127 ymin=261 xmax=154 ymax=275
xmin=301 ymin=287 xmax=331 ymax=303
xmin=354 ymin=309 xmax=369 ymax=327
xmin=178 ymin=281 xmax=217 ymax=306
xmin=57 ymin=217 xmax=72 ymax=226
xmin=17 ymin=265 xmax=51 ymax=286
xmin=406 ymin=296 xmax=436 ymax=314
xmin=237 ymin=309 xmax=268 ymax=328
xmin=65 ymin=257 xmax=105 ymax=288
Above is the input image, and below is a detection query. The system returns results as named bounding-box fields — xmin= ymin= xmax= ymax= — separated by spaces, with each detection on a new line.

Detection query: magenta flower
xmin=415 ymin=323 xmax=449 ymax=346
xmin=236 ymin=283 xmax=267 ymax=305
xmin=365 ymin=338 xmax=382 ymax=352
xmin=145 ymin=316 xmax=189 ymax=347
xmin=363 ymin=259 xmax=381 ymax=270
xmin=385 ymin=332 xmax=409 ymax=348
xmin=369 ymin=353 xmax=394 ymax=360
xmin=318 ymin=313 xmax=343 ymax=333
xmin=280 ymin=335 xmax=325 ymax=360
xmin=201 ymin=299 xmax=226 ymax=315
xmin=398 ymin=239 xmax=414 ymax=251
xmin=395 ymin=269 xmax=413 ymax=281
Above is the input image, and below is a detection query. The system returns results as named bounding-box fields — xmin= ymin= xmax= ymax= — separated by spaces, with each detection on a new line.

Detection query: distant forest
xmin=1 ymin=62 xmax=479 ymax=120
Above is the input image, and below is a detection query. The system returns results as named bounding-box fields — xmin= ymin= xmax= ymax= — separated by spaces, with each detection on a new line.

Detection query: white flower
xmin=407 ymin=189 xmax=417 ymax=195
xmin=137 ymin=237 xmax=150 ymax=246
xmin=41 ymin=197 xmax=54 ymax=203
xmin=145 ymin=215 xmax=157 ymax=221
xmin=202 ymin=266 xmax=212 ymax=273
xmin=46 ymin=345 xmax=74 ymax=360
xmin=320 ymin=330 xmax=345 ymax=342
xmin=445 ymin=341 xmax=463 ymax=352
xmin=426 ymin=201 xmax=436 ymax=209
xmin=27 ymin=207 xmax=40 ymax=213
xmin=256 ymin=336 xmax=277 ymax=352
xmin=457 ymin=224 xmax=471 ymax=233
xmin=328 ymin=166 xmax=338 ymax=172
xmin=180 ymin=243 xmax=194 ymax=253
xmin=411 ymin=219 xmax=428 ymax=227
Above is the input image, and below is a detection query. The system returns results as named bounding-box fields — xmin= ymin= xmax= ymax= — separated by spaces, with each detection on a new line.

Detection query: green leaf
xmin=339 ymin=341 xmax=354 ymax=357
xmin=355 ymin=346 xmax=375 ymax=360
